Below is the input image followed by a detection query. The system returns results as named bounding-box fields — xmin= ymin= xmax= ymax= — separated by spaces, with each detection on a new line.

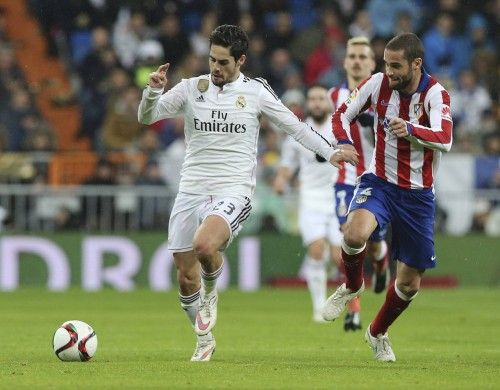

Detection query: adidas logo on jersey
xmin=195 ymin=95 xmax=205 ymax=102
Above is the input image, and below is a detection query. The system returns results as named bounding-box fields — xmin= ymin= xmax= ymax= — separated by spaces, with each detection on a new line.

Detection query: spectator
xmin=112 ymin=9 xmax=156 ymax=69
xmin=290 ymin=7 xmax=342 ymax=66
xmin=157 ymin=13 xmax=191 ymax=68
xmin=22 ymin=115 xmax=57 ymax=152
xmin=134 ymin=39 xmax=164 ymax=88
xmin=303 ymin=30 xmax=345 ymax=87
xmin=244 ymin=34 xmax=267 ymax=78
xmin=101 ymin=85 xmax=145 ymax=151
xmin=81 ymin=158 xmax=116 ymax=230
xmin=0 ymin=89 xmax=38 ymax=151
xmin=393 ymin=11 xmax=414 ymax=35
xmin=266 ymin=11 xmax=295 ymax=52
xmin=77 ymin=27 xmax=120 ymax=145
xmin=135 ymin=160 xmax=169 ymax=229
xmin=349 ymin=10 xmax=374 ymax=40
xmin=451 ymin=69 xmax=492 ymax=137
xmin=367 ymin=0 xmax=420 ymax=38
xmin=265 ymin=48 xmax=300 ymax=96
xmin=190 ymin=11 xmax=218 ymax=57
xmin=422 ymin=12 xmax=467 ymax=81
xmin=0 ymin=46 xmax=25 ymax=104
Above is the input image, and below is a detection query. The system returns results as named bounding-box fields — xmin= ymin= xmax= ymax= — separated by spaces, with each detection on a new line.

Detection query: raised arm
xmin=138 ymin=63 xmax=187 ymax=125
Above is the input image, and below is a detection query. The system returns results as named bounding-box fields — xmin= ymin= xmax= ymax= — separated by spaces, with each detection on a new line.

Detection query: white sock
xmin=374 ymin=241 xmax=388 ymax=262
xmin=179 ymin=289 xmax=201 ymax=326
xmin=201 ymin=259 xmax=224 ymax=295
xmin=304 ymin=256 xmax=327 ymax=314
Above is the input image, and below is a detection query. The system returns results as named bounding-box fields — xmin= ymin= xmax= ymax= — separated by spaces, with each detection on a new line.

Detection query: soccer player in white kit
xmin=138 ymin=25 xmax=359 ymax=362
xmin=274 ymin=85 xmax=343 ymax=323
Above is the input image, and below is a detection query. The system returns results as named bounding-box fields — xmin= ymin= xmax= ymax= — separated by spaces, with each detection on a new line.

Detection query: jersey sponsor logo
xmin=441 ymin=105 xmax=452 ymax=121
xmin=197 ymin=79 xmax=209 ymax=92
xmin=358 ymin=187 xmax=372 ymax=196
xmin=195 ymin=95 xmax=205 ymax=102
xmin=431 ymin=255 xmax=436 ymax=261
xmin=236 ymin=95 xmax=246 ymax=108
xmin=193 ymin=110 xmax=247 ymax=133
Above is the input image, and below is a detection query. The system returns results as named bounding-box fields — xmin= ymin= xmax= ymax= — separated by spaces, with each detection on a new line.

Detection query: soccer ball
xmin=52 ymin=320 xmax=98 ymax=362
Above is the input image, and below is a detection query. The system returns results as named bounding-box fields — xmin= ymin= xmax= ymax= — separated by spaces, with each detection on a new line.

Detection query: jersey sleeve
xmin=406 ymin=87 xmax=453 ymax=152
xmin=332 ymin=76 xmax=375 ymax=145
xmin=137 ymin=80 xmax=188 ymax=125
xmin=258 ymin=80 xmax=335 ymax=161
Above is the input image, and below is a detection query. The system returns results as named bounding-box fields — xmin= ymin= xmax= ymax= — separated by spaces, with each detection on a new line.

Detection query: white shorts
xmin=168 ymin=192 xmax=252 ymax=252
xmin=298 ymin=208 xmax=342 ymax=246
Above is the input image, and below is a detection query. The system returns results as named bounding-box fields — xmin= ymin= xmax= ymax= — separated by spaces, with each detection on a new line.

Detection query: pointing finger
xmin=157 ymin=63 xmax=170 ymax=73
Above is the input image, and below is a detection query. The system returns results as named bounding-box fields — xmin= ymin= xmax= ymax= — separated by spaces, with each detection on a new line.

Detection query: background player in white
xmin=324 ymin=33 xmax=453 ymax=362
xmin=273 ymin=85 xmax=343 ymax=323
xmin=138 ymin=25 xmax=358 ymax=362
xmin=328 ymin=37 xmax=391 ymax=331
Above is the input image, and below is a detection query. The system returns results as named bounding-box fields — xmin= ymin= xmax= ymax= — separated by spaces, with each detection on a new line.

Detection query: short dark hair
xmin=209 ymin=24 xmax=249 ymax=61
xmin=385 ymin=33 xmax=424 ymax=63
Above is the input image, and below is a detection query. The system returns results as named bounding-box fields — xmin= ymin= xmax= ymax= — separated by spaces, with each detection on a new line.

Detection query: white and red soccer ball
xmin=52 ymin=320 xmax=98 ymax=362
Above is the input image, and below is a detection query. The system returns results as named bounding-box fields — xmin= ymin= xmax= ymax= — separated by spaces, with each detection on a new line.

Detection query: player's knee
xmin=342 ymin=226 xmax=367 ymax=249
xmin=308 ymin=242 xmax=324 ymax=260
xmin=192 ymin=238 xmax=217 ymax=259
xmin=177 ymin=269 xmax=199 ymax=291
xmin=396 ymin=280 xmax=420 ymax=298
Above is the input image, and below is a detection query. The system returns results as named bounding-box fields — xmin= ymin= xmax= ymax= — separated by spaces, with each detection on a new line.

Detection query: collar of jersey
xmin=398 ymin=68 xmax=430 ymax=97
xmin=211 ymin=72 xmax=244 ymax=90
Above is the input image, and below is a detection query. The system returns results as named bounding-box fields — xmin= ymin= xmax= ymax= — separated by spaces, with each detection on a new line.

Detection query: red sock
xmin=342 ymin=247 xmax=366 ymax=291
xmin=370 ymin=284 xmax=411 ymax=335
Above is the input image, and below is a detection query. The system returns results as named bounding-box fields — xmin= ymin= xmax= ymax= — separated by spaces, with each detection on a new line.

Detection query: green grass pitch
xmin=1 ymin=288 xmax=499 ymax=389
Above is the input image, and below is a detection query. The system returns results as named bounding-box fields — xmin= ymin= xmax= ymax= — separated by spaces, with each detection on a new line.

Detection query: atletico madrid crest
xmin=413 ymin=103 xmax=423 ymax=119
xmin=355 ymin=195 xmax=367 ymax=204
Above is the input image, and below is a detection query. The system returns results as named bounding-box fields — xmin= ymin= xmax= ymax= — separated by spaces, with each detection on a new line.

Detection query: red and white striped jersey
xmin=328 ymin=82 xmax=374 ymax=186
xmin=332 ymin=71 xmax=453 ymax=189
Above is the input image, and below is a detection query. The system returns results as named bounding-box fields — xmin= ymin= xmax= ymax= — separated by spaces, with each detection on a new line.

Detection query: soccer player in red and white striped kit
xmin=322 ymin=33 xmax=453 ymax=362
xmin=328 ymin=37 xmax=391 ymax=332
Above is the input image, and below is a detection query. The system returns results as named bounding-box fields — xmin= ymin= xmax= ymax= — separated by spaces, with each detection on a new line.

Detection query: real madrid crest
xmin=197 ymin=79 xmax=209 ymax=92
xmin=236 ymin=95 xmax=246 ymax=108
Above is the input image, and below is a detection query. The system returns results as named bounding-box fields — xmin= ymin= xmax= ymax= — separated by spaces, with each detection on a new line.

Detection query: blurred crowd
xmin=0 ymin=0 xmax=499 ymax=233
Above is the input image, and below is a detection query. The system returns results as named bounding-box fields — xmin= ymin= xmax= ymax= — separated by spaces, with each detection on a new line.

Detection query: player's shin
xmin=370 ymin=281 xmax=416 ymax=336
xmin=304 ymin=256 xmax=328 ymax=319
xmin=341 ymin=241 xmax=366 ymax=291
xmin=179 ymin=289 xmax=202 ymax=326
xmin=201 ymin=257 xmax=224 ymax=295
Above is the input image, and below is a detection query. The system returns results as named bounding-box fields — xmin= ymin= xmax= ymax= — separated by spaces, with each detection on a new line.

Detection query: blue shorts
xmin=335 ymin=182 xmax=387 ymax=242
xmin=349 ymin=174 xmax=436 ymax=269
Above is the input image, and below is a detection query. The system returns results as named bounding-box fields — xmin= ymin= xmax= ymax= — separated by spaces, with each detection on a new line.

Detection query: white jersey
xmin=279 ymin=117 xmax=338 ymax=213
xmin=138 ymin=73 xmax=335 ymax=198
